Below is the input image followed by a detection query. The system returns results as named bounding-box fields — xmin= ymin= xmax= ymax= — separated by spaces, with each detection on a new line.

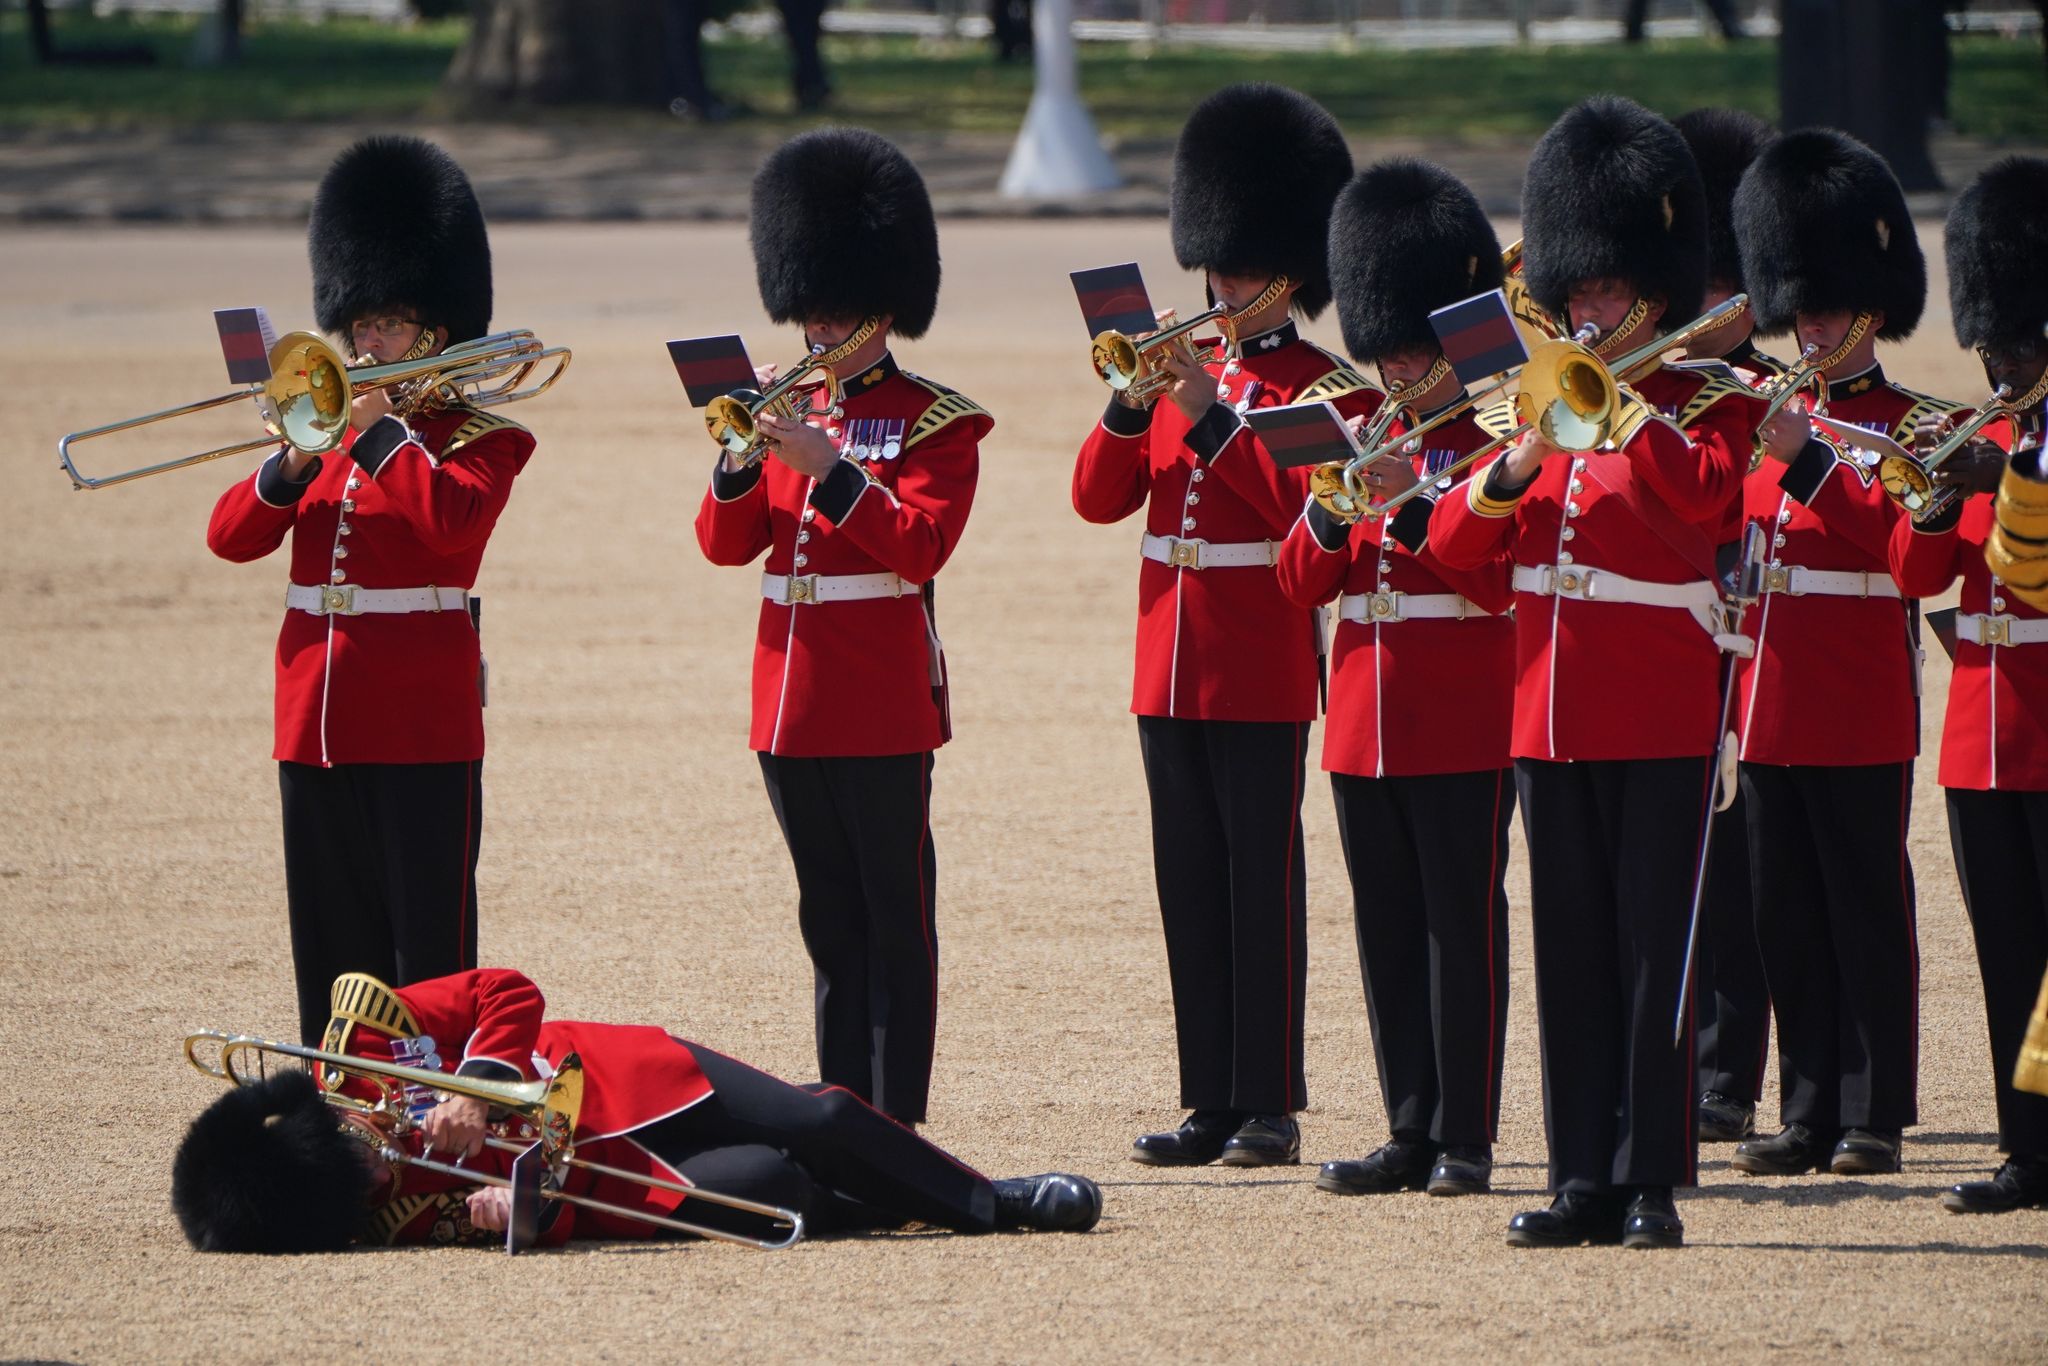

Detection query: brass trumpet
xmin=59 ymin=329 xmax=570 ymax=491
xmin=184 ymin=1029 xmax=805 ymax=1251
xmin=705 ymin=317 xmax=879 ymax=465
xmin=1090 ymin=275 xmax=1292 ymax=405
xmin=1880 ymin=368 xmax=2048 ymax=520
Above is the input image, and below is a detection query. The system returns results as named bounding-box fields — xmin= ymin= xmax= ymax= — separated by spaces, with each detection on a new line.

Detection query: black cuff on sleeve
xmin=1181 ymin=402 xmax=1243 ymax=464
xmin=1777 ymin=437 xmax=1837 ymax=505
xmin=808 ymin=459 xmax=871 ymax=523
xmin=1913 ymin=497 xmax=1966 ymax=535
xmin=1482 ymin=458 xmax=1537 ymax=504
xmin=351 ymin=415 xmax=411 ymax=479
xmin=255 ymin=449 xmax=321 ymax=506
xmin=1101 ymin=397 xmax=1153 ymax=438
xmin=455 ymin=1058 xmax=523 ymax=1084
xmin=1387 ymin=492 xmax=1437 ymax=554
xmin=1305 ymin=499 xmax=1352 ymax=552
xmin=711 ymin=457 xmax=764 ymax=502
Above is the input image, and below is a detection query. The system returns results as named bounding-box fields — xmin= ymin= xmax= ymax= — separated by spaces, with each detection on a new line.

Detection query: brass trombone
xmin=59 ymin=329 xmax=570 ymax=491
xmin=1090 ymin=275 xmax=1292 ymax=405
xmin=1879 ymin=368 xmax=2048 ymax=520
xmin=1333 ymin=294 xmax=1752 ymax=523
xmin=184 ymin=1029 xmax=806 ymax=1251
xmin=705 ymin=316 xmax=880 ymax=465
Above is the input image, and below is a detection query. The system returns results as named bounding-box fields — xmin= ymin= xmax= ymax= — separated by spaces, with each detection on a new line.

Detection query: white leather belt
xmin=1338 ymin=591 xmax=1491 ymax=624
xmin=1141 ymin=533 xmax=1278 ymax=570
xmin=760 ymin=570 xmax=916 ymax=605
xmin=286 ymin=583 xmax=468 ymax=617
xmin=1760 ymin=564 xmax=1902 ymax=599
xmin=1959 ymin=613 xmax=2048 ymax=646
xmin=1512 ymin=563 xmax=1718 ymax=611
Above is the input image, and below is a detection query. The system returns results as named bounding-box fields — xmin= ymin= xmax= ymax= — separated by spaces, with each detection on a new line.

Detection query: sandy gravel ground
xmin=3 ymin=220 xmax=2045 ymax=1363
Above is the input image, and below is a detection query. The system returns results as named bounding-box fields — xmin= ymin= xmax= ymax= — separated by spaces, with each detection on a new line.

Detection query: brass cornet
xmin=59 ymin=329 xmax=570 ymax=491
xmin=1880 ymin=368 xmax=2048 ymax=520
xmin=704 ymin=317 xmax=880 ymax=466
xmin=1090 ymin=275 xmax=1292 ymax=405
xmin=184 ymin=1028 xmax=805 ymax=1251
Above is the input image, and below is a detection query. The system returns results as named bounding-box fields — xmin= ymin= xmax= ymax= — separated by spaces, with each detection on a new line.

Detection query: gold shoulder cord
xmin=319 ymin=972 xmax=422 ymax=1088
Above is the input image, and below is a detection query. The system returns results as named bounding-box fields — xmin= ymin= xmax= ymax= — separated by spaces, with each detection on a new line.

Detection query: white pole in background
xmin=998 ymin=0 xmax=1122 ymax=197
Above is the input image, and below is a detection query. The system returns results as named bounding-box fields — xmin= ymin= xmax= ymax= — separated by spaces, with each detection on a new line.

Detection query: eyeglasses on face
xmin=350 ymin=316 xmax=424 ymax=341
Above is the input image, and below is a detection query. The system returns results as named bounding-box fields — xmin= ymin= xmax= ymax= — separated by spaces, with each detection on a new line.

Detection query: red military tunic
xmin=1275 ymin=406 xmax=1515 ymax=776
xmin=1427 ymin=364 xmax=1752 ymax=761
xmin=322 ymin=968 xmax=716 ymax=1246
xmin=207 ymin=406 xmax=535 ymax=767
xmin=1072 ymin=321 xmax=1382 ymax=722
xmin=694 ymin=352 xmax=988 ymax=757
xmin=1891 ymin=414 xmax=2048 ymax=791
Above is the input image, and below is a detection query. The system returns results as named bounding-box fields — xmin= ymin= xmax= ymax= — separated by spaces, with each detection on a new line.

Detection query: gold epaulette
xmin=1889 ymin=388 xmax=1963 ymax=445
xmin=366 ymin=1194 xmax=441 ymax=1246
xmin=444 ymin=407 xmax=528 ymax=455
xmin=1989 ymin=460 xmax=2048 ymax=610
xmin=1299 ymin=365 xmax=1377 ymax=404
xmin=2017 ymin=966 xmax=2048 ymax=1097
xmin=1473 ymin=399 xmax=1521 ymax=442
xmin=900 ymin=375 xmax=990 ymax=451
xmin=1676 ymin=374 xmax=1756 ymax=430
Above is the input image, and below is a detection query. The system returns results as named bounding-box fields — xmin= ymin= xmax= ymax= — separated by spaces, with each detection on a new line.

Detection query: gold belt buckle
xmin=786 ymin=574 xmax=820 ymax=605
xmin=1368 ymin=591 xmax=1401 ymax=621
xmin=1169 ymin=539 xmax=1203 ymax=570
xmin=1763 ymin=565 xmax=1792 ymax=595
xmin=1983 ymin=615 xmax=2012 ymax=646
xmin=321 ymin=584 xmax=358 ymax=616
xmin=1556 ymin=569 xmax=1583 ymax=596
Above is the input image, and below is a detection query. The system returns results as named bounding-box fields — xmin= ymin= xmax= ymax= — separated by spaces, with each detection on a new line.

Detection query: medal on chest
xmin=842 ymin=417 xmax=906 ymax=465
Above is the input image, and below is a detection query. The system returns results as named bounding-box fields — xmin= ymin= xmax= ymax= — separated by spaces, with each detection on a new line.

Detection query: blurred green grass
xmin=3 ymin=13 xmax=2042 ymax=142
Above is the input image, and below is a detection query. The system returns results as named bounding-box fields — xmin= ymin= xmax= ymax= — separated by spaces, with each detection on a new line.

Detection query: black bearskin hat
xmin=310 ymin=136 xmax=493 ymax=345
xmin=1170 ymin=83 xmax=1354 ymax=319
xmin=1520 ymin=95 xmax=1708 ymax=327
xmin=1672 ymin=107 xmax=1776 ymax=293
xmin=1733 ymin=128 xmax=1925 ymax=340
xmin=171 ymin=1070 xmax=373 ymax=1253
xmin=750 ymin=127 xmax=941 ymax=339
xmin=1946 ymin=156 xmax=2048 ymax=352
xmin=1328 ymin=159 xmax=1504 ymax=363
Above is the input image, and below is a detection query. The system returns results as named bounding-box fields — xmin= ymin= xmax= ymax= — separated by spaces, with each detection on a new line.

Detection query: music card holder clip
xmin=1429 ymin=288 xmax=1529 ymax=387
xmin=1071 ymin=262 xmax=1158 ymax=339
xmin=1245 ymin=400 xmax=1364 ymax=470
xmin=505 ymin=1138 xmax=546 ymax=1255
xmin=667 ymin=334 xmax=759 ymax=409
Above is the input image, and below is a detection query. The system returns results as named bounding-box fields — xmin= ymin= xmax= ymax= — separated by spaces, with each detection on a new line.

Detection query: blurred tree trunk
xmin=27 ymin=0 xmax=54 ymax=63
xmin=445 ymin=0 xmax=672 ymax=105
xmin=1777 ymin=0 xmax=1940 ymax=191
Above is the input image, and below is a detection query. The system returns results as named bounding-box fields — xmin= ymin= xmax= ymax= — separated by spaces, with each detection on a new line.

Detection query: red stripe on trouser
xmin=1282 ymin=723 xmax=1304 ymax=1110
xmin=1482 ymin=767 xmax=1504 ymax=1139
xmin=1898 ymin=773 xmax=1918 ymax=1112
xmin=458 ymin=759 xmax=475 ymax=965
xmin=917 ymin=752 xmax=936 ymax=1063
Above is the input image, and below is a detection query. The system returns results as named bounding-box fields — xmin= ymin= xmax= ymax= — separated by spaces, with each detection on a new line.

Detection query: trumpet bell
xmin=1878 ymin=454 xmax=1938 ymax=515
xmin=705 ymin=389 xmax=767 ymax=458
xmin=1516 ymin=340 xmax=1619 ymax=451
xmin=1092 ymin=331 xmax=1145 ymax=392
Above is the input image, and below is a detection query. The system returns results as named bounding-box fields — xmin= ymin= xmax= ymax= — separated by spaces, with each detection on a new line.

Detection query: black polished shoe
xmin=1831 ymin=1128 xmax=1903 ymax=1175
xmin=1698 ymin=1090 xmax=1756 ymax=1143
xmin=1622 ymin=1186 xmax=1684 ymax=1249
xmin=1505 ymin=1192 xmax=1624 ymax=1248
xmin=1731 ymin=1123 xmax=1838 ymax=1176
xmin=1426 ymin=1145 xmax=1494 ymax=1197
xmin=1130 ymin=1109 xmax=1241 ymax=1166
xmin=992 ymin=1174 xmax=1103 ymax=1232
xmin=1217 ymin=1113 xmax=1301 ymax=1167
xmin=1316 ymin=1138 xmax=1436 ymax=1195
xmin=1941 ymin=1156 xmax=2048 ymax=1214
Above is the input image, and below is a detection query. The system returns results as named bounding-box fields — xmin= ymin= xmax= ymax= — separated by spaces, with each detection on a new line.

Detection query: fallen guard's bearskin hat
xmin=171 ymin=1070 xmax=373 ymax=1253
xmin=1328 ymin=159 xmax=1504 ymax=362
xmin=1171 ymin=83 xmax=1354 ymax=319
xmin=1672 ymin=107 xmax=1776 ymax=294
xmin=1520 ymin=95 xmax=1708 ymax=327
xmin=310 ymin=135 xmax=493 ymax=345
xmin=1945 ymin=156 xmax=2048 ymax=352
xmin=1733 ymin=128 xmax=1925 ymax=340
xmin=750 ymin=127 xmax=941 ymax=339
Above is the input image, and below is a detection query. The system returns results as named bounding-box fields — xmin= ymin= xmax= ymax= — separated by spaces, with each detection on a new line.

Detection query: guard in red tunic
xmin=206 ymin=138 xmax=535 ymax=1048
xmin=171 ymin=968 xmax=1101 ymax=1250
xmin=1073 ymin=84 xmax=1371 ymax=1169
xmin=694 ymin=129 xmax=989 ymax=1125
xmin=1277 ymin=161 xmax=1516 ymax=1199
xmin=1670 ymin=106 xmax=1782 ymax=1146
xmin=1889 ymin=157 xmax=2048 ymax=1214
xmin=1429 ymin=97 xmax=1752 ymax=1249
xmin=1726 ymin=129 xmax=1948 ymax=1180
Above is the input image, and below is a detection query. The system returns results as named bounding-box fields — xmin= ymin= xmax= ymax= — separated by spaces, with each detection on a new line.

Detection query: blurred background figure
xmin=992 ymin=0 xmax=1032 ymax=63
xmin=1624 ymin=0 xmax=1748 ymax=41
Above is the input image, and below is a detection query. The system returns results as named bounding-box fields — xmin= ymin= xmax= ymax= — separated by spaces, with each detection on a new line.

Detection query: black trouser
xmin=776 ymin=0 xmax=828 ymax=101
xmin=278 ymin=760 xmax=482 ymax=1047
xmin=1624 ymin=0 xmax=1743 ymax=39
xmin=758 ymin=751 xmax=938 ymax=1124
xmin=1946 ymin=788 xmax=2048 ymax=1157
xmin=1136 ymin=716 xmax=1309 ymax=1115
xmin=1694 ymin=787 xmax=1772 ymax=1101
xmin=638 ymin=1042 xmax=995 ymax=1238
xmin=1331 ymin=768 xmax=1514 ymax=1149
xmin=1742 ymin=761 xmax=1919 ymax=1133
xmin=1516 ymin=756 xmax=1710 ymax=1193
